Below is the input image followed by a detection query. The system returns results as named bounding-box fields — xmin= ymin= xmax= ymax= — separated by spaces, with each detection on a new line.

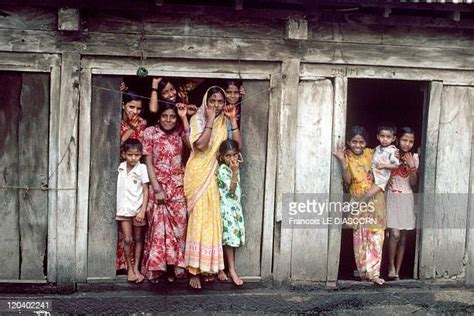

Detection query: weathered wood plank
xmin=18 ymin=73 xmax=49 ymax=280
xmin=87 ymin=75 xmax=122 ymax=279
xmin=56 ymin=52 xmax=80 ymax=287
xmin=81 ymin=10 xmax=284 ymax=39
xmin=273 ymin=58 xmax=299 ymax=282
xmin=327 ymin=76 xmax=347 ymax=284
xmin=0 ymin=7 xmax=56 ymax=31
xmin=431 ymin=86 xmax=472 ymax=277
xmin=0 ymin=52 xmax=58 ymax=72
xmin=58 ymin=8 xmax=80 ymax=31
xmin=76 ymin=68 xmax=92 ymax=283
xmin=466 ymin=87 xmax=474 ymax=286
xmin=0 ymin=29 xmax=473 ymax=71
xmin=301 ymin=64 xmax=474 ymax=86
xmin=237 ymin=80 xmax=270 ymax=277
xmin=260 ymin=73 xmax=281 ymax=279
xmin=418 ymin=81 xmax=442 ymax=279
xmin=0 ymin=73 xmax=21 ymax=279
xmin=47 ymin=57 xmax=61 ymax=283
xmin=291 ymin=79 xmax=333 ymax=281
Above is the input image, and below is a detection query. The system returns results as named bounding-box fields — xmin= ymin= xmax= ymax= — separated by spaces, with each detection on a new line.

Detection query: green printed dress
xmin=217 ymin=164 xmax=245 ymax=247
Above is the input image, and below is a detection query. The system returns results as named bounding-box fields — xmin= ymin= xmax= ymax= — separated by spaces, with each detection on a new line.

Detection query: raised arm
xmin=177 ymin=103 xmax=191 ymax=149
xmin=149 ymin=77 xmax=161 ymax=113
xmin=224 ymin=104 xmax=242 ymax=149
xmin=332 ymin=142 xmax=351 ymax=185
xmin=194 ymin=104 xmax=216 ymax=151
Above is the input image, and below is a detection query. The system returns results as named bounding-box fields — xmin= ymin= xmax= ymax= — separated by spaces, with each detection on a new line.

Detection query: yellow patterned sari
xmin=184 ymin=87 xmax=227 ymax=275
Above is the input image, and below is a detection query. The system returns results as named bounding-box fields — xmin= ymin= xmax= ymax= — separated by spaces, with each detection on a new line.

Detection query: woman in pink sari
xmin=141 ymin=102 xmax=191 ymax=283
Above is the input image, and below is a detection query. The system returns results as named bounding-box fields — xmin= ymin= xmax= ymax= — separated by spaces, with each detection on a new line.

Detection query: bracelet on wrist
xmin=151 ymin=88 xmax=158 ymax=92
xmin=184 ymin=128 xmax=191 ymax=133
xmin=205 ymin=126 xmax=212 ymax=130
xmin=231 ymin=127 xmax=239 ymax=131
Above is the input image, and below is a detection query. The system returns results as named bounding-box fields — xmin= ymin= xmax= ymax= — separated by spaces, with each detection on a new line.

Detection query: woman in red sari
xmin=141 ymin=102 xmax=191 ymax=283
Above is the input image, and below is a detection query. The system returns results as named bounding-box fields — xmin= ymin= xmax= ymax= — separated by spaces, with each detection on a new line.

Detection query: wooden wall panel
xmin=466 ymin=87 xmax=474 ymax=285
xmin=18 ymin=73 xmax=49 ymax=280
xmin=0 ymin=73 xmax=21 ymax=279
xmin=237 ymin=80 xmax=270 ymax=277
xmin=418 ymin=81 xmax=442 ymax=279
xmin=291 ymin=79 xmax=333 ymax=281
xmin=430 ymin=86 xmax=472 ymax=277
xmin=273 ymin=59 xmax=299 ymax=282
xmin=87 ymin=75 xmax=122 ymax=279
xmin=327 ymin=76 xmax=347 ymax=284
xmin=56 ymin=52 xmax=80 ymax=287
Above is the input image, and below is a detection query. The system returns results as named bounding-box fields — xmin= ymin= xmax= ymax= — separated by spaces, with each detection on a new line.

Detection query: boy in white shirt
xmin=372 ymin=123 xmax=400 ymax=191
xmin=116 ymin=139 xmax=149 ymax=283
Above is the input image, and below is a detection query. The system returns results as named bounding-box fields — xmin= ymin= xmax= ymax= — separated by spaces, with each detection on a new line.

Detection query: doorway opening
xmin=338 ymin=78 xmax=426 ymax=281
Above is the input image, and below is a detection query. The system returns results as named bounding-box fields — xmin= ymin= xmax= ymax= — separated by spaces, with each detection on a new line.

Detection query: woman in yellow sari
xmin=184 ymin=86 xmax=242 ymax=289
xmin=332 ymin=126 xmax=386 ymax=285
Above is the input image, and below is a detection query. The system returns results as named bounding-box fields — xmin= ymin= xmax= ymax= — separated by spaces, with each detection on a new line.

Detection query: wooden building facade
xmin=0 ymin=0 xmax=473 ymax=287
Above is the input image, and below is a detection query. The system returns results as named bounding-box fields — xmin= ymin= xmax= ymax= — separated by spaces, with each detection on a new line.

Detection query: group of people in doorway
xmin=116 ymin=77 xmax=246 ymax=289
xmin=114 ymin=74 xmax=418 ymax=288
xmin=333 ymin=124 xmax=419 ymax=285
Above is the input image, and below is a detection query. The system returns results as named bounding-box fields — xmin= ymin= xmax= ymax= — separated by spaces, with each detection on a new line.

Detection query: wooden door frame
xmin=301 ymin=63 xmax=474 ymax=283
xmin=78 ymin=56 xmax=281 ymax=282
xmin=0 ymin=52 xmax=61 ymax=283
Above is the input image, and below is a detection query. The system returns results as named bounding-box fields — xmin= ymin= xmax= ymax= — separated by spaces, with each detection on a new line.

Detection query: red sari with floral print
xmin=116 ymin=117 xmax=147 ymax=271
xmin=140 ymin=125 xmax=187 ymax=281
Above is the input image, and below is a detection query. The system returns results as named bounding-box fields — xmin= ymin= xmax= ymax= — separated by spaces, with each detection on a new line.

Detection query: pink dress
xmin=140 ymin=126 xmax=187 ymax=281
xmin=386 ymin=154 xmax=419 ymax=230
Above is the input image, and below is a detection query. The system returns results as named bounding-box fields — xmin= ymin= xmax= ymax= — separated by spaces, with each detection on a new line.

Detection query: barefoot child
xmin=386 ymin=127 xmax=419 ymax=280
xmin=332 ymin=126 xmax=387 ymax=285
xmin=116 ymin=139 xmax=149 ymax=283
xmin=217 ymin=139 xmax=245 ymax=286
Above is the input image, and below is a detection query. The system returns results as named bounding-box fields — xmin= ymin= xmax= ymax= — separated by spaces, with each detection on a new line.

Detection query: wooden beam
xmin=76 ymin=67 xmax=92 ymax=283
xmin=285 ymin=16 xmax=308 ymax=40
xmin=260 ymin=73 xmax=281 ymax=280
xmin=56 ymin=52 xmax=80 ymax=288
xmin=47 ymin=56 xmax=61 ymax=283
xmin=326 ymin=76 xmax=347 ymax=286
xmin=58 ymin=8 xmax=80 ymax=31
xmin=273 ymin=58 xmax=300 ymax=282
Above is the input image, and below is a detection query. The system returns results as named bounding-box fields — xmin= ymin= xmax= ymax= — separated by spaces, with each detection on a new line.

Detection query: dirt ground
xmin=1 ymin=279 xmax=473 ymax=314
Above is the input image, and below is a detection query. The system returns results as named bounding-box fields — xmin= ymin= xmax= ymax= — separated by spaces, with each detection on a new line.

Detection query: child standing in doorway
xmin=369 ymin=123 xmax=400 ymax=197
xmin=217 ymin=139 xmax=245 ymax=286
xmin=116 ymin=139 xmax=150 ymax=283
xmin=386 ymin=127 xmax=419 ymax=280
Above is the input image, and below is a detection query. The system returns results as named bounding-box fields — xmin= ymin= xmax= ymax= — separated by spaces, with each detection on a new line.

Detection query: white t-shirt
xmin=116 ymin=161 xmax=150 ymax=217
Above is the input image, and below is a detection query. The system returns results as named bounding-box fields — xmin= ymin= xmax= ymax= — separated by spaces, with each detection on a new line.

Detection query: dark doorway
xmin=338 ymin=78 xmax=425 ymax=280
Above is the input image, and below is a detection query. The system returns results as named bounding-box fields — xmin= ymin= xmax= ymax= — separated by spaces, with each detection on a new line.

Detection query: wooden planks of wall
xmin=466 ymin=87 xmax=474 ymax=285
xmin=273 ymin=59 xmax=299 ymax=282
xmin=18 ymin=73 xmax=49 ymax=280
xmin=238 ymin=80 xmax=270 ymax=277
xmin=291 ymin=79 xmax=333 ymax=281
xmin=56 ymin=52 xmax=80 ymax=287
xmin=327 ymin=76 xmax=347 ymax=285
xmin=87 ymin=75 xmax=122 ymax=280
xmin=427 ymin=86 xmax=472 ymax=278
xmin=0 ymin=73 xmax=22 ymax=279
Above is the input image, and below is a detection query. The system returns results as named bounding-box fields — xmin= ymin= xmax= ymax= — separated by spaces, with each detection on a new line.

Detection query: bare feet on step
xmin=228 ymin=270 xmax=244 ymax=286
xmin=218 ymin=270 xmax=228 ymax=281
xmin=189 ymin=275 xmax=201 ymax=289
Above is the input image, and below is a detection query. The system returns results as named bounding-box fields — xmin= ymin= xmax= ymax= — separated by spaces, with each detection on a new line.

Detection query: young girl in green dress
xmin=217 ymin=139 xmax=245 ymax=286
